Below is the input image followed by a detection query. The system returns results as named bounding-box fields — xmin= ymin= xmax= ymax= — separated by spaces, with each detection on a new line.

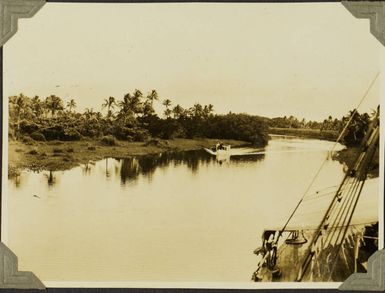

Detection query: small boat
xmin=204 ymin=144 xmax=231 ymax=156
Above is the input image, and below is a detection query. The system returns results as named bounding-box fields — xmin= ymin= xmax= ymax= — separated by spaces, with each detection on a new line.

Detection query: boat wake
xmin=204 ymin=147 xmax=342 ymax=157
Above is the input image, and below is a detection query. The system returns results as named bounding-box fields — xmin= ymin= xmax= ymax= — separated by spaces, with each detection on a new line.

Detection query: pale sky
xmin=4 ymin=2 xmax=383 ymax=121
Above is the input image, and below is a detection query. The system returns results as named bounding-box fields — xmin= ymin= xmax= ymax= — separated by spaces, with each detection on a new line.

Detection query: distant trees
xmin=8 ymin=90 xmax=270 ymax=147
xmin=9 ymin=90 xmax=377 ymax=149
xmin=269 ymin=109 xmax=376 ymax=146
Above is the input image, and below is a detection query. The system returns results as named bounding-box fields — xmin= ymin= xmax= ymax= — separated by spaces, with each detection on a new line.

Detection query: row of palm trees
xmin=9 ymin=89 xmax=207 ymax=121
xmin=98 ymin=90 xmax=214 ymax=122
xmin=8 ymin=90 xmax=216 ymax=140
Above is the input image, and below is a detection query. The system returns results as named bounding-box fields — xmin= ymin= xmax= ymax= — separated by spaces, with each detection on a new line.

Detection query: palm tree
xmin=132 ymin=89 xmax=144 ymax=116
xmin=84 ymin=108 xmax=95 ymax=120
xmin=133 ymin=89 xmax=143 ymax=99
xmin=95 ymin=112 xmax=103 ymax=121
xmin=117 ymin=93 xmax=137 ymax=125
xmin=203 ymin=104 xmax=214 ymax=118
xmin=164 ymin=108 xmax=172 ymax=118
xmin=45 ymin=95 xmax=64 ymax=118
xmin=142 ymin=90 xmax=158 ymax=117
xmin=9 ymin=94 xmax=31 ymax=137
xmin=191 ymin=103 xmax=203 ymax=118
xmin=102 ymin=96 xmax=116 ymax=119
xmin=67 ymin=99 xmax=77 ymax=113
xmin=143 ymin=101 xmax=155 ymax=117
xmin=172 ymin=104 xmax=184 ymax=119
xmin=163 ymin=99 xmax=172 ymax=108
xmin=163 ymin=99 xmax=172 ymax=118
xmin=146 ymin=89 xmax=159 ymax=106
xmin=31 ymin=96 xmax=44 ymax=118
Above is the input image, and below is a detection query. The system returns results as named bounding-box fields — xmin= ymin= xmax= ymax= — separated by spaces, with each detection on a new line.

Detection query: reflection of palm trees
xmin=82 ymin=162 xmax=94 ymax=174
xmin=117 ymin=150 xmax=212 ymax=184
xmin=44 ymin=171 xmax=56 ymax=187
xmin=13 ymin=175 xmax=22 ymax=188
xmin=105 ymin=158 xmax=111 ymax=178
xmin=120 ymin=158 xmax=140 ymax=185
xmin=116 ymin=149 xmax=266 ymax=186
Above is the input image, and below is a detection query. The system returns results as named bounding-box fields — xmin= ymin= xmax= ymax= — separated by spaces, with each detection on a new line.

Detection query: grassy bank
xmin=332 ymin=147 xmax=379 ymax=178
xmin=269 ymin=127 xmax=339 ymax=141
xmin=8 ymin=138 xmax=247 ymax=176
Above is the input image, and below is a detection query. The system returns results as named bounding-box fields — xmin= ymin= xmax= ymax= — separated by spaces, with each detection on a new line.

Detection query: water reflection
xmin=105 ymin=158 xmax=111 ymax=179
xmin=9 ymin=149 xmax=266 ymax=189
xmin=117 ymin=150 xmax=264 ymax=185
xmin=81 ymin=161 xmax=96 ymax=175
xmin=11 ymin=175 xmax=22 ymax=188
xmin=43 ymin=171 xmax=56 ymax=188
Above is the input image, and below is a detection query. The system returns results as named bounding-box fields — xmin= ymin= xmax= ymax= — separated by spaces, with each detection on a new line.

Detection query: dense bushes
xmin=40 ymin=126 xmax=64 ymax=140
xmin=19 ymin=120 xmax=39 ymax=134
xmin=101 ymin=135 xmax=118 ymax=146
xmin=12 ymin=111 xmax=270 ymax=147
xmin=62 ymin=129 xmax=82 ymax=141
xmin=30 ymin=132 xmax=46 ymax=141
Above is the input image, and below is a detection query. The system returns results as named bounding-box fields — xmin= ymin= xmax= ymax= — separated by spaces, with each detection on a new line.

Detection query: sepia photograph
xmin=1 ymin=1 xmax=383 ymax=288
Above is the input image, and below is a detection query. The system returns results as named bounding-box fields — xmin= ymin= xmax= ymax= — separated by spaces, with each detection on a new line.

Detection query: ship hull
xmin=257 ymin=223 xmax=378 ymax=282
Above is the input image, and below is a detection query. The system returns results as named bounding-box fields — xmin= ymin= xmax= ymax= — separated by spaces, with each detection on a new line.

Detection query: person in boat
xmin=214 ymin=142 xmax=220 ymax=152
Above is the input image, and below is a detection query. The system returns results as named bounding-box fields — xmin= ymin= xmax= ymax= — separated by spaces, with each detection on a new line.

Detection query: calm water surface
xmin=6 ymin=136 xmax=378 ymax=282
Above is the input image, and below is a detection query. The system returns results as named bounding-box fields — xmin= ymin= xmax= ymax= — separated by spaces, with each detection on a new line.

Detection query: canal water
xmin=5 ymin=136 xmax=378 ymax=282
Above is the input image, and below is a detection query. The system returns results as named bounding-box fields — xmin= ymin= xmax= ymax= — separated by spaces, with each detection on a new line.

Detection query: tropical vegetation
xmin=269 ymin=109 xmax=377 ymax=146
xmin=8 ymin=91 xmax=270 ymax=147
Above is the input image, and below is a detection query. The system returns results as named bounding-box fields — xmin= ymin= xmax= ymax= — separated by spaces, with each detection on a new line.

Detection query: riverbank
xmin=268 ymin=128 xmax=380 ymax=178
xmin=332 ymin=147 xmax=379 ymax=178
xmin=269 ymin=127 xmax=339 ymax=141
xmin=8 ymin=136 xmax=379 ymax=179
xmin=8 ymin=138 xmax=248 ymax=176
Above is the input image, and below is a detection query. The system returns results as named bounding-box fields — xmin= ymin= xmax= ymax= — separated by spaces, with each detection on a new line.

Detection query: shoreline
xmin=332 ymin=147 xmax=379 ymax=178
xmin=8 ymin=138 xmax=248 ymax=176
xmin=269 ymin=127 xmax=339 ymax=141
xmin=8 ymin=136 xmax=379 ymax=179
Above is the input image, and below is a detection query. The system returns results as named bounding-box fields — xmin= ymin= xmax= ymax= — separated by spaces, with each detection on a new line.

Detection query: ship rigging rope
xmin=316 ymin=122 xmax=379 ymax=249
xmin=326 ymin=127 xmax=379 ymax=281
xmin=274 ymin=71 xmax=380 ymax=244
xmin=323 ymin=178 xmax=362 ymax=248
xmin=322 ymin=176 xmax=359 ymax=246
xmin=296 ymin=112 xmax=379 ymax=282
